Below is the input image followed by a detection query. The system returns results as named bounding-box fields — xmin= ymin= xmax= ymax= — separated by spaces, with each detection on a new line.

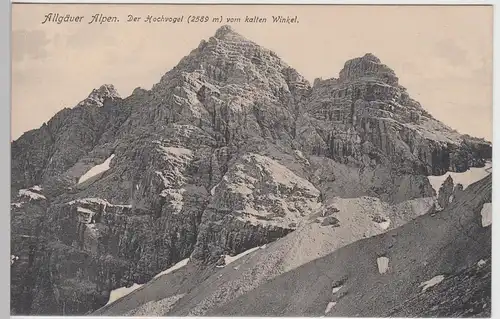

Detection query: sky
xmin=11 ymin=4 xmax=493 ymax=141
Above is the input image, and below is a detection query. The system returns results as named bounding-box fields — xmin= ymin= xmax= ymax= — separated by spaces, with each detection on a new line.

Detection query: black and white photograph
xmin=10 ymin=3 xmax=493 ymax=317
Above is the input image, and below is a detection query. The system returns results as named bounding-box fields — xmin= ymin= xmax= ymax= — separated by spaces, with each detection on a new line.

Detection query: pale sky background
xmin=11 ymin=4 xmax=493 ymax=141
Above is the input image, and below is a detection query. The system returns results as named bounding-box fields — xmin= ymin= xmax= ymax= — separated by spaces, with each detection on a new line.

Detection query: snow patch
xmin=11 ymin=255 xmax=19 ymax=265
xmin=427 ymin=161 xmax=491 ymax=194
xmin=11 ymin=202 xmax=23 ymax=208
xmin=154 ymin=258 xmax=189 ymax=279
xmin=219 ymin=245 xmax=267 ymax=267
xmin=78 ymin=154 xmax=115 ymax=184
xmin=106 ymin=283 xmax=143 ymax=305
xmin=30 ymin=185 xmax=42 ymax=191
xmin=419 ymin=275 xmax=445 ymax=292
xmin=325 ymin=301 xmax=337 ymax=314
xmin=477 ymin=259 xmax=487 ymax=267
xmin=18 ymin=189 xmax=46 ymax=200
xmin=332 ymin=285 xmax=343 ymax=294
xmin=377 ymin=257 xmax=389 ymax=274
xmin=480 ymin=203 xmax=492 ymax=227
xmin=210 ymin=183 xmax=220 ymax=196
xmin=224 ymin=246 xmax=264 ymax=265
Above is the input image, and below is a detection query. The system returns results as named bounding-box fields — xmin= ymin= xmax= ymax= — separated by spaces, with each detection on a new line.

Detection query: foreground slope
xmin=94 ymin=173 xmax=491 ymax=317
xmin=210 ymin=174 xmax=492 ymax=317
xmin=11 ymin=25 xmax=492 ymax=315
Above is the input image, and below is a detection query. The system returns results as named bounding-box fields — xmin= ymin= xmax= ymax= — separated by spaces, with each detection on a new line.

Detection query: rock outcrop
xmin=438 ymin=175 xmax=455 ymax=209
xmin=10 ymin=26 xmax=492 ymax=315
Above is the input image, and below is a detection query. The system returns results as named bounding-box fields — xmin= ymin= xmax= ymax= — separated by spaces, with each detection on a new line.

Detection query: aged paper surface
xmin=11 ymin=4 xmax=492 ymax=317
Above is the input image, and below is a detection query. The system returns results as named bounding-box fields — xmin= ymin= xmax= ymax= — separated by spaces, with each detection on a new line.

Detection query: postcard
xmin=11 ymin=3 xmax=493 ymax=317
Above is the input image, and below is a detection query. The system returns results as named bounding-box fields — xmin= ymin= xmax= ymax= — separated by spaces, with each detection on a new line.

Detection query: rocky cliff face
xmin=10 ymin=26 xmax=492 ymax=315
xmin=299 ymin=53 xmax=490 ymax=175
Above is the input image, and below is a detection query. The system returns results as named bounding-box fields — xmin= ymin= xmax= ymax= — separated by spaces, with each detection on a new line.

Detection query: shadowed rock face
xmin=438 ymin=175 xmax=455 ymax=209
xmin=10 ymin=26 xmax=492 ymax=316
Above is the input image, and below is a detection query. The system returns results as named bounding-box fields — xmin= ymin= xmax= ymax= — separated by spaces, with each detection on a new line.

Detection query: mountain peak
xmin=79 ymin=84 xmax=121 ymax=107
xmin=214 ymin=25 xmax=238 ymax=39
xmin=211 ymin=25 xmax=251 ymax=44
xmin=93 ymin=84 xmax=120 ymax=98
xmin=154 ymin=23 xmax=302 ymax=91
xmin=361 ymin=52 xmax=381 ymax=63
xmin=339 ymin=53 xmax=398 ymax=85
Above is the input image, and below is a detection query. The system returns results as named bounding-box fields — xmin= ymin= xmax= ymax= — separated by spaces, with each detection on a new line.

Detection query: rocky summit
xmin=10 ymin=25 xmax=492 ymax=316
